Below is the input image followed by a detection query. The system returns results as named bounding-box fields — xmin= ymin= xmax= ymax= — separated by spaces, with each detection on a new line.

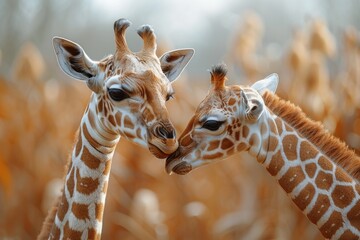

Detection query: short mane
xmin=263 ymin=91 xmax=360 ymax=182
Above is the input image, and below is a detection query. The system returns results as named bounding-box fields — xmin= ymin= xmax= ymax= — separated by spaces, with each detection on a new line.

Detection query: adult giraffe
xmin=166 ymin=64 xmax=360 ymax=239
xmin=38 ymin=18 xmax=194 ymax=240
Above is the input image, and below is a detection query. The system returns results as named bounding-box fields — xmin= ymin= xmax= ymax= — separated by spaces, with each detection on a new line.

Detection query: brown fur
xmin=263 ymin=91 xmax=360 ymax=182
xmin=37 ymin=129 xmax=79 ymax=239
xmin=210 ymin=63 xmax=227 ymax=90
xmin=37 ymin=195 xmax=61 ymax=240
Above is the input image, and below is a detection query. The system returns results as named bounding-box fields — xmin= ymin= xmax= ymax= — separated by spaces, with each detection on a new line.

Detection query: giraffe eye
xmin=166 ymin=94 xmax=174 ymax=101
xmin=108 ymin=88 xmax=130 ymax=101
xmin=202 ymin=120 xmax=224 ymax=131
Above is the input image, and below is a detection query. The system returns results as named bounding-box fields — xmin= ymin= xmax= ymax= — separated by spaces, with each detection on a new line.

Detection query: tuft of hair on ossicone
xmin=210 ymin=63 xmax=228 ymax=90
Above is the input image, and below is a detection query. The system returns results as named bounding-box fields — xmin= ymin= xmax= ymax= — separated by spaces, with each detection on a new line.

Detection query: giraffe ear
xmin=241 ymin=90 xmax=263 ymax=122
xmin=251 ymin=73 xmax=279 ymax=95
xmin=159 ymin=48 xmax=195 ymax=82
xmin=53 ymin=37 xmax=101 ymax=92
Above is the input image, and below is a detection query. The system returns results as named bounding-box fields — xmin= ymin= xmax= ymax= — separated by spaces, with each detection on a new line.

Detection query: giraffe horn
xmin=137 ymin=24 xmax=157 ymax=55
xmin=210 ymin=63 xmax=227 ymax=90
xmin=114 ymin=18 xmax=131 ymax=54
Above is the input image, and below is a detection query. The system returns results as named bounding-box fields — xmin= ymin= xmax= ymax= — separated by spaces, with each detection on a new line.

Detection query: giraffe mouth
xmin=165 ymin=148 xmax=192 ymax=175
xmin=165 ymin=159 xmax=192 ymax=175
xmin=148 ymin=141 xmax=178 ymax=159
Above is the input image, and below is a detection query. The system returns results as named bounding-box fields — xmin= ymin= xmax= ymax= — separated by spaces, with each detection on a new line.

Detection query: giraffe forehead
xmin=103 ymin=53 xmax=166 ymax=83
xmin=104 ymin=64 xmax=171 ymax=98
xmin=197 ymin=91 xmax=239 ymax=120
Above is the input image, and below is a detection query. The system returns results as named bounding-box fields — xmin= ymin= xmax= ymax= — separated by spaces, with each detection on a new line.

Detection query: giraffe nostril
xmin=167 ymin=129 xmax=175 ymax=139
xmin=155 ymin=126 xmax=175 ymax=139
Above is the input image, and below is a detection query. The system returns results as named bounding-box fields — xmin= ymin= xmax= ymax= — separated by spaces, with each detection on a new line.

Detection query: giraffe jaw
xmin=148 ymin=140 xmax=179 ymax=159
xmin=165 ymin=148 xmax=193 ymax=175
xmin=165 ymin=159 xmax=192 ymax=175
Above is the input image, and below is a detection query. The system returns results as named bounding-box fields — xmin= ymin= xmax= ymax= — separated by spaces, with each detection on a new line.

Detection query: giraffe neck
xmin=252 ymin=110 xmax=360 ymax=239
xmin=49 ymin=98 xmax=120 ymax=240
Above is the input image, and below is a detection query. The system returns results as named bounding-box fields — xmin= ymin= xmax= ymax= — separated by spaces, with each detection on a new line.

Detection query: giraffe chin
xmin=148 ymin=143 xmax=173 ymax=159
xmin=165 ymin=160 xmax=192 ymax=175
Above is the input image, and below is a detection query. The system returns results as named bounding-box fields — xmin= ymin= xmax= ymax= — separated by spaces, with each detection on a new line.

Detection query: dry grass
xmin=0 ymin=17 xmax=359 ymax=240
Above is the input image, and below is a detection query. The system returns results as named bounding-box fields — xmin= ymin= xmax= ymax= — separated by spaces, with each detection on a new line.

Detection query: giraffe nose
xmin=155 ymin=125 xmax=175 ymax=139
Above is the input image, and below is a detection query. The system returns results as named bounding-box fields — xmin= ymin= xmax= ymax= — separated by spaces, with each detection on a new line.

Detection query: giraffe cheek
xmin=221 ymin=138 xmax=233 ymax=150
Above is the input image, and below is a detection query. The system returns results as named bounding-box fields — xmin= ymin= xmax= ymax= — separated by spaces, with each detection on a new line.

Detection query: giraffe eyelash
xmin=108 ymin=88 xmax=130 ymax=101
xmin=202 ymin=120 xmax=225 ymax=131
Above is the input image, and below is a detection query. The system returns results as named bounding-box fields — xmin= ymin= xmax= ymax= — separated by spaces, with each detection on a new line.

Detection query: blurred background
xmin=1 ymin=0 xmax=360 ymax=239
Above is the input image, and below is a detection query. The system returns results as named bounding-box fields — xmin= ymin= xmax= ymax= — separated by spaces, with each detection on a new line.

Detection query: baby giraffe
xmin=38 ymin=19 xmax=194 ymax=240
xmin=166 ymin=64 xmax=360 ymax=239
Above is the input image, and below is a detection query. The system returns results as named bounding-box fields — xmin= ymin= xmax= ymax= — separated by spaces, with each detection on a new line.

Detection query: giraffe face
xmin=53 ymin=19 xmax=194 ymax=158
xmin=166 ymin=64 xmax=278 ymax=174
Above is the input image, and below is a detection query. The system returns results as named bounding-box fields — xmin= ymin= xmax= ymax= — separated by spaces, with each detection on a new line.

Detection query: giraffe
xmin=37 ymin=18 xmax=194 ymax=240
xmin=166 ymin=64 xmax=360 ymax=239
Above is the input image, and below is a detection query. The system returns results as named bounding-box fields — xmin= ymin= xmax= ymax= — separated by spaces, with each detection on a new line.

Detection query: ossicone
xmin=210 ymin=63 xmax=228 ymax=90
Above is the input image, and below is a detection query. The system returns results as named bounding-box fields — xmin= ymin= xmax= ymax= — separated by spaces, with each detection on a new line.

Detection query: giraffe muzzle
xmin=165 ymin=148 xmax=192 ymax=175
xmin=154 ymin=125 xmax=175 ymax=139
xmin=147 ymin=124 xmax=178 ymax=158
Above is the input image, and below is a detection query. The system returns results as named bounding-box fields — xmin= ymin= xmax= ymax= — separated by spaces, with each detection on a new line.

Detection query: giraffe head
xmin=53 ymin=19 xmax=194 ymax=158
xmin=166 ymin=64 xmax=278 ymax=174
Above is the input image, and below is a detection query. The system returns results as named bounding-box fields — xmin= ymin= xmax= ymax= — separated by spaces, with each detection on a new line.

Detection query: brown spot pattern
xmin=267 ymin=150 xmax=284 ymax=176
xmin=249 ymin=134 xmax=259 ymax=146
xmin=268 ymin=135 xmax=278 ymax=152
xmin=203 ymin=152 xmax=223 ymax=160
xmin=103 ymin=160 xmax=112 ymax=175
xmin=227 ymin=125 xmax=233 ymax=135
xmin=64 ymin=221 xmax=83 ymax=240
xmin=242 ymin=125 xmax=249 ymax=138
xmin=293 ymin=183 xmax=316 ymax=210
xmin=81 ymin=146 xmax=101 ymax=170
xmin=315 ymin=171 xmax=333 ymax=191
xmin=307 ymin=194 xmax=330 ymax=223
xmin=72 ymin=202 xmax=89 ymax=220
xmin=318 ymin=156 xmax=333 ymax=171
xmin=332 ymin=185 xmax=355 ymax=209
xmin=279 ymin=166 xmax=305 ymax=193
xmin=235 ymin=131 xmax=240 ymax=141
xmin=207 ymin=141 xmax=220 ymax=151
xmin=75 ymin=129 xmax=82 ymax=157
xmin=57 ymin=194 xmax=69 ymax=221
xmin=143 ymin=107 xmax=155 ymax=122
xmin=347 ymin=200 xmax=360 ymax=231
xmin=136 ymin=128 xmax=142 ymax=139
xmin=339 ymin=230 xmax=358 ymax=240
xmin=305 ymin=163 xmax=317 ymax=178
xmin=115 ymin=112 xmax=121 ymax=125
xmin=221 ymin=138 xmax=233 ymax=150
xmin=102 ymin=180 xmax=109 ymax=193
xmin=76 ymin=169 xmax=100 ymax=195
xmin=123 ymin=115 xmax=134 ymax=129
xmin=96 ymin=203 xmax=105 ymax=221
xmin=237 ymin=142 xmax=247 ymax=151
xmin=300 ymin=141 xmax=318 ymax=161
xmin=282 ymin=135 xmax=298 ymax=161
xmin=88 ymin=228 xmax=101 ymax=240
xmin=108 ymin=115 xmax=116 ymax=127
xmin=98 ymin=99 xmax=103 ymax=113
xmin=274 ymin=117 xmax=283 ymax=134
xmin=83 ymin=123 xmax=101 ymax=150
xmin=319 ymin=211 xmax=343 ymax=238
xmin=67 ymin=167 xmax=75 ymax=198
xmin=228 ymin=98 xmax=236 ymax=106
xmin=180 ymin=134 xmax=193 ymax=148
